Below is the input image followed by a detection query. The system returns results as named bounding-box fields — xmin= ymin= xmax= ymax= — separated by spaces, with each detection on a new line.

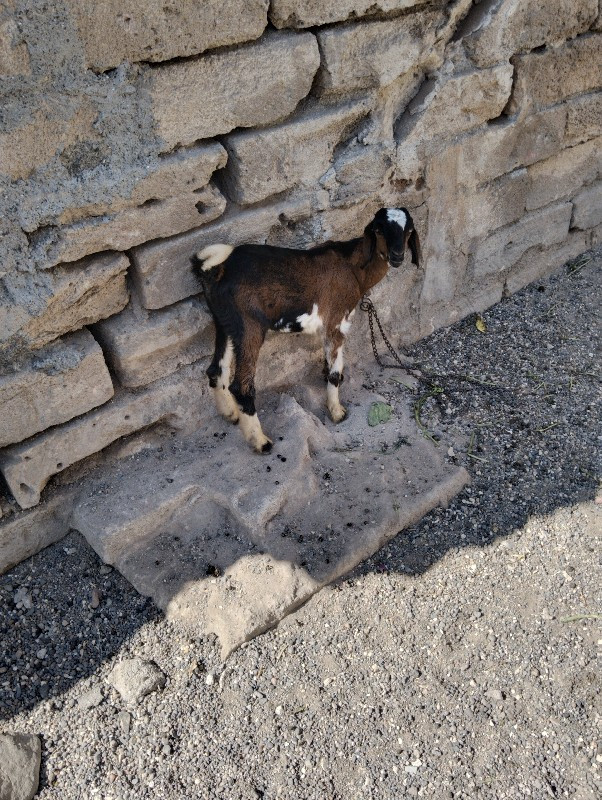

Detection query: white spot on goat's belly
xmin=386 ymin=209 xmax=407 ymax=229
xmin=295 ymin=303 xmax=324 ymax=334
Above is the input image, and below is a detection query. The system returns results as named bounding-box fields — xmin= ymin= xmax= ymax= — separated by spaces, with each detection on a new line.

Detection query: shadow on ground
xmin=0 ymin=251 xmax=599 ymax=722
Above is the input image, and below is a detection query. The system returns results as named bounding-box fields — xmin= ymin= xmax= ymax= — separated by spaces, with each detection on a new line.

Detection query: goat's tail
xmin=193 ymin=244 xmax=234 ymax=272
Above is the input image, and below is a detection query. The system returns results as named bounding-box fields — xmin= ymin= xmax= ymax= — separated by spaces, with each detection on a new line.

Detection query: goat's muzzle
xmin=389 ymin=249 xmax=404 ymax=269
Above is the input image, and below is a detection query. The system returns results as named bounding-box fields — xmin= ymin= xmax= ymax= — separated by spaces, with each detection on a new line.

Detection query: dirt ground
xmin=1 ymin=249 xmax=600 ymax=799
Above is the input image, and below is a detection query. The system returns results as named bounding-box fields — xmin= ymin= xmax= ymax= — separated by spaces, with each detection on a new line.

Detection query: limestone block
xmin=526 ymin=138 xmax=602 ymax=211
xmin=36 ymin=184 xmax=226 ymax=268
xmin=0 ymin=330 xmax=114 ymax=449
xmin=594 ymin=9 xmax=602 ymax=31
xmin=0 ymin=99 xmax=99 ymax=181
xmin=329 ymin=142 xmax=396 ymax=208
xmin=17 ymin=253 xmax=130 ymax=350
xmin=92 ymin=299 xmax=213 ymax=387
xmin=66 ymin=0 xmax=269 ymax=72
xmin=269 ymin=0 xmax=431 ymax=28
xmin=396 ymin=65 xmax=514 ymax=178
xmin=455 ymin=107 xmax=567 ymax=185
xmin=147 ymin=31 xmax=320 ymax=150
xmin=471 ymin=202 xmax=572 ymax=276
xmin=130 ymin=196 xmax=314 ymax=309
xmin=462 ymin=168 xmax=530 ymax=241
xmin=0 ymin=365 xmax=210 ymax=509
xmin=571 ymin=181 xmax=602 ymax=229
xmin=507 ymin=34 xmax=602 ymax=115
xmin=0 ymin=488 xmax=77 ymax=574
xmin=0 ymin=733 xmax=41 ymax=800
xmin=56 ymin=142 xmax=227 ymax=226
xmin=506 ymin=228 xmax=592 ymax=293
xmin=316 ymin=11 xmax=443 ymax=95
xmin=0 ymin=1 xmax=30 ymax=76
xmin=565 ymin=91 xmax=602 ymax=145
xmin=464 ymin=0 xmax=598 ymax=68
xmin=221 ymin=103 xmax=368 ymax=206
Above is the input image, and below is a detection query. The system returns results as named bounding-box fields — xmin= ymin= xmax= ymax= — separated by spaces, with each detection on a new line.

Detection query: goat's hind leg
xmin=324 ymin=330 xmax=347 ymax=423
xmin=230 ymin=325 xmax=272 ymax=453
xmin=207 ymin=323 xmax=240 ymax=424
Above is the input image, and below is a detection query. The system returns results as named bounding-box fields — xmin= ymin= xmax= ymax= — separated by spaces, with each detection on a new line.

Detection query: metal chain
xmin=359 ymin=296 xmax=416 ymax=371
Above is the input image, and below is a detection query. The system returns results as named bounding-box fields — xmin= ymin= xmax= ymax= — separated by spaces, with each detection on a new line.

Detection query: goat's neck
xmin=348 ymin=236 xmax=389 ymax=295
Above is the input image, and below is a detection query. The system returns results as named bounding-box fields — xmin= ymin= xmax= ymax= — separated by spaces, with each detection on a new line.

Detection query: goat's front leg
xmin=230 ymin=325 xmax=273 ymax=453
xmin=207 ymin=324 xmax=240 ymax=424
xmin=324 ymin=329 xmax=347 ymax=423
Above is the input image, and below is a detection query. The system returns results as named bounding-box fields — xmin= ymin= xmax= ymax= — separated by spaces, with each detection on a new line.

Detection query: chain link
xmin=359 ymin=296 xmax=416 ymax=371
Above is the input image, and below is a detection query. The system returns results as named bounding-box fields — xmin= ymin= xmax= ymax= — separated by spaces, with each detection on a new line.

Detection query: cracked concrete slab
xmin=71 ymin=377 xmax=468 ymax=657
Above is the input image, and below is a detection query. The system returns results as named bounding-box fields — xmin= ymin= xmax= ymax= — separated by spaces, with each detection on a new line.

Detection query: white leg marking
xmin=338 ymin=309 xmax=355 ymax=335
xmin=296 ymin=303 xmax=324 ymax=334
xmin=197 ymin=244 xmax=234 ymax=270
xmin=238 ymin=413 xmax=273 ymax=453
xmin=326 ymin=346 xmax=346 ymax=423
xmin=213 ymin=339 xmax=239 ymax=422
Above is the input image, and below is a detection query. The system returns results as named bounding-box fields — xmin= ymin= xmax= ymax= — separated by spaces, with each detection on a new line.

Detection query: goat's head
xmin=365 ymin=207 xmax=421 ymax=269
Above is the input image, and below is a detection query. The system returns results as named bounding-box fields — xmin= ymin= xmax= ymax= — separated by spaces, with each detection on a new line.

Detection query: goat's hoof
xmin=261 ymin=440 xmax=273 ymax=454
xmin=329 ymin=406 xmax=347 ymax=423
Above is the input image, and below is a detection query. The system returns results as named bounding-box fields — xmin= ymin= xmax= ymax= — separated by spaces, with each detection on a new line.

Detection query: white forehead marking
xmin=386 ymin=209 xmax=408 ymax=229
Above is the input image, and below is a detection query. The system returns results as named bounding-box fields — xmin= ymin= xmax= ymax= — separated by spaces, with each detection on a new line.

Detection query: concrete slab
xmin=71 ymin=377 xmax=468 ymax=657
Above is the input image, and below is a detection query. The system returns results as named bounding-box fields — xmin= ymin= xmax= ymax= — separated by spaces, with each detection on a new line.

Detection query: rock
xmin=571 ymin=182 xmax=602 ymax=230
xmin=221 ymin=102 xmax=368 ymax=206
xmin=0 ymin=362 xmax=210 ymax=509
xmin=0 ymin=1 xmax=30 ymax=77
xmin=130 ymin=195 xmax=313 ymax=309
xmin=464 ymin=0 xmax=598 ymax=68
xmin=462 ymin=168 xmax=529 ymax=241
xmin=9 ymin=252 xmax=130 ymax=351
xmin=77 ymin=685 xmax=104 ymax=710
xmin=106 ymin=658 xmax=166 ymax=704
xmin=269 ymin=0 xmax=431 ymax=29
xmin=396 ymin=65 xmax=514 ymax=178
xmin=526 ymin=138 xmax=602 ymax=211
xmin=92 ymin=298 xmax=213 ymax=388
xmin=0 ymin=733 xmax=41 ymax=800
xmin=565 ymin=92 xmax=602 ymax=146
xmin=66 ymin=0 xmax=269 ymax=72
xmin=34 ymin=184 xmax=226 ymax=268
xmin=0 ymin=487 xmax=77 ymax=575
xmin=147 ymin=31 xmax=320 ymax=150
xmin=471 ymin=202 xmax=572 ymax=276
xmin=507 ymin=34 xmax=602 ymax=115
xmin=117 ymin=711 xmax=131 ymax=735
xmin=316 ymin=11 xmax=443 ymax=95
xmin=0 ymin=330 xmax=114 ymax=449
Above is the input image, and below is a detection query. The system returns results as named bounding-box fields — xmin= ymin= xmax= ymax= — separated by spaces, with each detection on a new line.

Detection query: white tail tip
xmin=196 ymin=244 xmax=234 ymax=270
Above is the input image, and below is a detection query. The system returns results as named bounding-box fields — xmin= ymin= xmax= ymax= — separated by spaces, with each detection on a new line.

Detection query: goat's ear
xmin=408 ymin=228 xmax=421 ymax=266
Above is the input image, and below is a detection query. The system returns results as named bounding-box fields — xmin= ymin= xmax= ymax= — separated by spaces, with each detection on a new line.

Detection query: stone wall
xmin=1 ymin=1 xmax=601 ymax=550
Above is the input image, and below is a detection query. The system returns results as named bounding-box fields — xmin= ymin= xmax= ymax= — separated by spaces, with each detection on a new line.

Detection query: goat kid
xmin=192 ymin=207 xmax=421 ymax=453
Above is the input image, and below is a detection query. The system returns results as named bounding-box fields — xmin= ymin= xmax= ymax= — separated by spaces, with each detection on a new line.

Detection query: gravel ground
xmin=1 ymin=250 xmax=600 ymax=800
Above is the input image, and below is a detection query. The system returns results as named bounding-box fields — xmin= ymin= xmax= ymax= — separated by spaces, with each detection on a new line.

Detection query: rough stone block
xmin=92 ymin=299 xmax=213 ymax=388
xmin=36 ymin=184 xmax=226 ymax=268
xmin=507 ymin=34 xmax=602 ymax=115
xmin=316 ymin=11 xmax=443 ymax=94
xmin=571 ymin=181 xmax=602 ymax=229
xmin=505 ymin=229 xmax=592 ymax=294
xmin=463 ymin=168 xmax=529 ymax=241
xmin=0 ymin=363 xmax=209 ymax=509
xmin=55 ymin=142 xmax=227 ymax=227
xmin=0 ymin=330 xmax=114 ymax=449
xmin=0 ymin=733 xmax=41 ymax=800
xmin=565 ymin=91 xmax=602 ymax=145
xmin=526 ymin=138 xmax=602 ymax=211
xmin=472 ymin=202 xmax=572 ymax=276
xmin=396 ymin=65 xmax=514 ymax=178
xmin=328 ymin=142 xmax=396 ymax=208
xmin=464 ymin=0 xmax=598 ymax=68
xmin=130 ymin=196 xmax=313 ymax=309
xmin=456 ymin=107 xmax=567 ymax=185
xmin=0 ymin=487 xmax=77 ymax=574
xmin=269 ymin=0 xmax=431 ymax=28
xmin=14 ymin=253 xmax=130 ymax=351
xmin=66 ymin=0 xmax=269 ymax=72
xmin=147 ymin=31 xmax=320 ymax=150
xmin=221 ymin=103 xmax=368 ymax=206
xmin=0 ymin=1 xmax=30 ymax=76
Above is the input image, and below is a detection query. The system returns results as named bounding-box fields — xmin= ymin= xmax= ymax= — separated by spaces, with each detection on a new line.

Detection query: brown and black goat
xmin=192 ymin=207 xmax=421 ymax=453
